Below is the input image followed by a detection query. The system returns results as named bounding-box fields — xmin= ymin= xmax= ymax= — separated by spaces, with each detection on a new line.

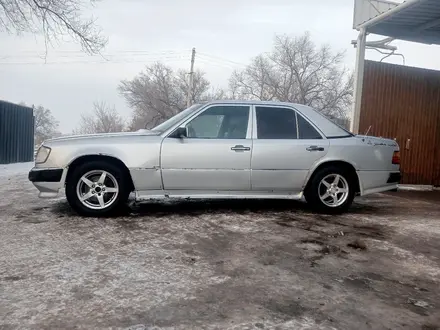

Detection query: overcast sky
xmin=1 ymin=0 xmax=440 ymax=133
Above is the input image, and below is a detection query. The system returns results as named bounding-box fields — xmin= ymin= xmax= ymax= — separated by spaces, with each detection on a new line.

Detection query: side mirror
xmin=174 ymin=126 xmax=187 ymax=139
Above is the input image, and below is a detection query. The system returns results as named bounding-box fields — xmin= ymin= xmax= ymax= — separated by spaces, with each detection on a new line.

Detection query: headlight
xmin=35 ymin=146 xmax=51 ymax=164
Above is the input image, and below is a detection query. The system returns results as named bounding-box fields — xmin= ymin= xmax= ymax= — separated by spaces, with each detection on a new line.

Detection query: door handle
xmin=306 ymin=145 xmax=325 ymax=152
xmin=231 ymin=145 xmax=251 ymax=152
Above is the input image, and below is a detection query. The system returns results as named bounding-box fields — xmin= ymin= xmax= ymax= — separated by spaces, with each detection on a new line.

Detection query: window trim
xmin=327 ymin=135 xmax=353 ymax=139
xmin=165 ymin=103 xmax=253 ymax=140
xmin=251 ymin=105 xmax=326 ymax=140
xmin=295 ymin=112 xmax=300 ymax=140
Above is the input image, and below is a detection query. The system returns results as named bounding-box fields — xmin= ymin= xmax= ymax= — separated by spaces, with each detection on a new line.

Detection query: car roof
xmin=203 ymin=100 xmax=300 ymax=107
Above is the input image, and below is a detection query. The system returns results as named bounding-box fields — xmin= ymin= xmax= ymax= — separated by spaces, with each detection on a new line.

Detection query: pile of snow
xmin=0 ymin=162 xmax=34 ymax=178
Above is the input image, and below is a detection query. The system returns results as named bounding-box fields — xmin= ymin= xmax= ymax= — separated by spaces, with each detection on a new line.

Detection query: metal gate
xmin=359 ymin=60 xmax=440 ymax=186
xmin=0 ymin=101 xmax=35 ymax=164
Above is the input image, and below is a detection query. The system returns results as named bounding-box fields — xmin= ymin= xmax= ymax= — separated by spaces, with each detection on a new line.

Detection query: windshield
xmin=151 ymin=104 xmax=204 ymax=133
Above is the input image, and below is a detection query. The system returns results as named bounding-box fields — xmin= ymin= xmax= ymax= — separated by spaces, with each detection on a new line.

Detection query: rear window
xmin=293 ymin=104 xmax=352 ymax=138
xmin=297 ymin=115 xmax=322 ymax=139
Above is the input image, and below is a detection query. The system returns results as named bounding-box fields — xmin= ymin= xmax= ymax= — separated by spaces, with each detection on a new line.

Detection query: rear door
xmin=251 ymin=105 xmax=329 ymax=192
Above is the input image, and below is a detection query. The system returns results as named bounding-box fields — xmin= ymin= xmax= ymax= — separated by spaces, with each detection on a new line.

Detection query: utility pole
xmin=186 ymin=47 xmax=196 ymax=108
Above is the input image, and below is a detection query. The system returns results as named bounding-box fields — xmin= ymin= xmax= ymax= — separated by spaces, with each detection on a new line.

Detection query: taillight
xmin=392 ymin=151 xmax=400 ymax=165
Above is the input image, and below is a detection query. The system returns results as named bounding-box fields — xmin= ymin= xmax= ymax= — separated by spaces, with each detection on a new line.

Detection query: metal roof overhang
xmin=357 ymin=0 xmax=440 ymax=45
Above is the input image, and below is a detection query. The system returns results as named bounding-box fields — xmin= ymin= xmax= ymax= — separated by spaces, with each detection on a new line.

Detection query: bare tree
xmin=118 ymin=62 xmax=211 ymax=131
xmin=201 ymin=87 xmax=235 ymax=102
xmin=73 ymin=101 xmax=125 ymax=134
xmin=32 ymin=105 xmax=59 ymax=145
xmin=0 ymin=0 xmax=107 ymax=54
xmin=230 ymin=33 xmax=353 ymax=119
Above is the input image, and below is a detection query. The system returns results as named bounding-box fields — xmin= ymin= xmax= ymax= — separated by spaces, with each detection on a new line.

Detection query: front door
xmin=251 ymin=106 xmax=329 ymax=192
xmin=161 ymin=104 xmax=252 ymax=191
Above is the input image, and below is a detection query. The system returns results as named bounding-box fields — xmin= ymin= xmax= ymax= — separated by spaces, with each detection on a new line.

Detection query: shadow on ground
xmin=50 ymin=197 xmax=388 ymax=219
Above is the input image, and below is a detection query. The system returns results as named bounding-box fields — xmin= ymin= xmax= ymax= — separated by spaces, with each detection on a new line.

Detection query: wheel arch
xmin=65 ymin=154 xmax=135 ymax=192
xmin=304 ymin=160 xmax=361 ymax=194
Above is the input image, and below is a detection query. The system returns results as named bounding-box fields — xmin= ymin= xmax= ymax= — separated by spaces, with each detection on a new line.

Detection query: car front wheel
xmin=304 ymin=166 xmax=356 ymax=214
xmin=66 ymin=161 xmax=130 ymax=217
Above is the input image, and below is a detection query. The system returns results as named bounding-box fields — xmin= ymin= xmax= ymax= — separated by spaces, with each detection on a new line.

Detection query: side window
xmin=256 ymin=107 xmax=297 ymax=139
xmin=297 ymin=114 xmax=322 ymax=139
xmin=186 ymin=106 xmax=249 ymax=139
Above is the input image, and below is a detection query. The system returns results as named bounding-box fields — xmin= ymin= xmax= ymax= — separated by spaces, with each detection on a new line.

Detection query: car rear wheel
xmin=66 ymin=161 xmax=130 ymax=217
xmin=304 ymin=166 xmax=356 ymax=214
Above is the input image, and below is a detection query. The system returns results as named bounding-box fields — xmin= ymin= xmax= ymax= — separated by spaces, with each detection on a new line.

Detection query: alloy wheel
xmin=318 ymin=174 xmax=349 ymax=208
xmin=76 ymin=170 xmax=119 ymax=210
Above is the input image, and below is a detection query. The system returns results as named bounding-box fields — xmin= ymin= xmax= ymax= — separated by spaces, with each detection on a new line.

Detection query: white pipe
xmin=351 ymin=28 xmax=367 ymax=134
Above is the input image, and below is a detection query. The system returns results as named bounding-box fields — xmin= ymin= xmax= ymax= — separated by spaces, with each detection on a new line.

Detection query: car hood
xmin=45 ymin=129 xmax=161 ymax=144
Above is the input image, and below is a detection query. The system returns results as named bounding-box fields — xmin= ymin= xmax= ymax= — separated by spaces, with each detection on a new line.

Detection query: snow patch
xmin=398 ymin=184 xmax=433 ymax=191
xmin=0 ymin=162 xmax=34 ymax=178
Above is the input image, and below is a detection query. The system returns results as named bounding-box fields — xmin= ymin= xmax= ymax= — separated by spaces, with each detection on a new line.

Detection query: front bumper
xmin=28 ymin=168 xmax=65 ymax=198
xmin=29 ymin=168 xmax=63 ymax=182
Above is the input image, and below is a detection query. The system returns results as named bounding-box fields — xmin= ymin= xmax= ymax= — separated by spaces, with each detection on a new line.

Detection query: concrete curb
xmin=398 ymin=184 xmax=434 ymax=191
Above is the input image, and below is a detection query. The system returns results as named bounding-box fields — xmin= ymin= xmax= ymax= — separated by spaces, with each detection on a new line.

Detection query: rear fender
xmin=303 ymin=158 xmax=363 ymax=194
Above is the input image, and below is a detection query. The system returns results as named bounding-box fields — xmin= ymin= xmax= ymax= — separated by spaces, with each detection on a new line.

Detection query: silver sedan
xmin=29 ymin=101 xmax=401 ymax=216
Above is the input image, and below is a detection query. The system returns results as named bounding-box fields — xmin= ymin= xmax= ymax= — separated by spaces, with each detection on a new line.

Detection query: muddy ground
xmin=0 ymin=169 xmax=439 ymax=330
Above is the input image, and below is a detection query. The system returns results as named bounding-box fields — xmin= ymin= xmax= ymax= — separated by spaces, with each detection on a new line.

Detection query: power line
xmin=0 ymin=50 xmax=250 ymax=70
xmin=0 ymin=50 xmax=191 ymax=65
xmin=1 ymin=49 xmax=190 ymax=56
xmin=196 ymin=57 xmax=242 ymax=70
xmin=1 ymin=53 xmax=187 ymax=60
xmin=197 ymin=52 xmax=247 ymax=67
xmin=0 ymin=56 xmax=190 ymax=65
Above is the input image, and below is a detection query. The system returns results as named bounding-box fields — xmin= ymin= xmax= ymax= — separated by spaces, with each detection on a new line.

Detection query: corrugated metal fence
xmin=359 ymin=60 xmax=440 ymax=186
xmin=0 ymin=101 xmax=35 ymax=164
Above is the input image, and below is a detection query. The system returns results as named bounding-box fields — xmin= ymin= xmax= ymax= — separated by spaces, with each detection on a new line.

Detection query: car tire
xmin=66 ymin=160 xmax=131 ymax=217
xmin=304 ymin=166 xmax=356 ymax=214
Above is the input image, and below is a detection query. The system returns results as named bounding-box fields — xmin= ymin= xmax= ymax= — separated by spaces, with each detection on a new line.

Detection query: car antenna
xmin=365 ymin=125 xmax=372 ymax=136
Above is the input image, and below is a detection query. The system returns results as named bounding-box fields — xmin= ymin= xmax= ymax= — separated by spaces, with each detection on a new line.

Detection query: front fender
xmin=42 ymin=137 xmax=163 ymax=192
xmin=41 ymin=136 xmax=162 ymax=170
xmin=38 ymin=145 xmax=131 ymax=169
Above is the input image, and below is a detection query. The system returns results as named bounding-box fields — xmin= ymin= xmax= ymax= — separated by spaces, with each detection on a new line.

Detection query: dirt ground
xmin=1 ymin=168 xmax=439 ymax=330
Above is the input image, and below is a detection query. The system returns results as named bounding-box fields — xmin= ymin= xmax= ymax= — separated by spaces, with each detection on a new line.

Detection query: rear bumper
xmin=358 ymin=170 xmax=401 ymax=196
xmin=28 ymin=168 xmax=65 ymax=198
xmin=387 ymin=172 xmax=402 ymax=184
